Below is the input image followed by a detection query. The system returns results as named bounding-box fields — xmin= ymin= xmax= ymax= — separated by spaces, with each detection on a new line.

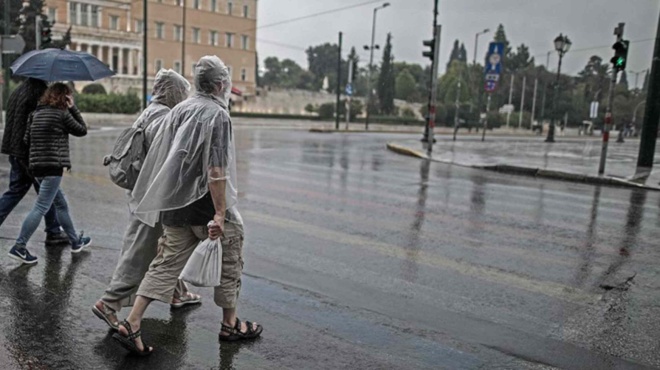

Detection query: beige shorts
xmin=137 ymin=221 xmax=244 ymax=309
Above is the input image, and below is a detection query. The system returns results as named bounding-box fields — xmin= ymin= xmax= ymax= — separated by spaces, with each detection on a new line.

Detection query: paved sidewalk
xmin=388 ymin=136 xmax=660 ymax=190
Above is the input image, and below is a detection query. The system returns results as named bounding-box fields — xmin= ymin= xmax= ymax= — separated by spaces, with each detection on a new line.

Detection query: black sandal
xmin=218 ymin=318 xmax=263 ymax=342
xmin=112 ymin=320 xmax=154 ymax=356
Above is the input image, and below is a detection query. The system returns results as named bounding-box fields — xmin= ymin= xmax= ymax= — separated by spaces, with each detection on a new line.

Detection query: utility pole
xmin=452 ymin=78 xmax=461 ymax=141
xmin=482 ymin=94 xmax=490 ymax=142
xmin=181 ymin=0 xmax=187 ymax=77
xmin=142 ymin=0 xmax=148 ymax=109
xmin=530 ymin=78 xmax=538 ymax=129
xmin=506 ymin=74 xmax=514 ymax=128
xmin=335 ymin=32 xmax=343 ymax=130
xmin=346 ymin=56 xmax=354 ymax=129
xmin=35 ymin=15 xmax=41 ymax=50
xmin=599 ymin=23 xmax=625 ymax=175
xmin=540 ymin=51 xmax=551 ymax=132
xmin=635 ymin=10 xmax=660 ymax=178
xmin=518 ymin=75 xmax=526 ymax=129
xmin=3 ymin=0 xmax=10 ymax=111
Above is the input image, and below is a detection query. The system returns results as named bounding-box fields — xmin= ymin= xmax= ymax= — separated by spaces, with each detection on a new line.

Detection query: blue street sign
xmin=345 ymin=83 xmax=353 ymax=96
xmin=485 ymin=42 xmax=504 ymax=75
xmin=484 ymin=42 xmax=504 ymax=92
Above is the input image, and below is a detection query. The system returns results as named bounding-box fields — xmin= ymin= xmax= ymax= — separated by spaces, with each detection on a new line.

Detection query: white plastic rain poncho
xmin=141 ymin=69 xmax=191 ymax=146
xmin=130 ymin=56 xmax=240 ymax=227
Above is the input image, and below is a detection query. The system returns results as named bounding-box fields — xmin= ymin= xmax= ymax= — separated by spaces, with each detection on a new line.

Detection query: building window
xmin=227 ymin=1 xmax=233 ymax=15
xmin=226 ymin=33 xmax=233 ymax=48
xmin=243 ymin=4 xmax=248 ymax=18
xmin=209 ymin=31 xmax=218 ymax=46
xmin=174 ymin=25 xmax=183 ymax=41
xmin=155 ymin=22 xmax=164 ymax=39
xmin=48 ymin=7 xmax=57 ymax=23
xmin=110 ymin=15 xmax=119 ymax=30
xmin=175 ymin=0 xmax=182 ymax=6
xmin=173 ymin=61 xmax=181 ymax=74
xmin=91 ymin=6 xmax=99 ymax=27
xmin=193 ymin=0 xmax=200 ymax=9
xmin=192 ymin=28 xmax=201 ymax=44
xmin=69 ymin=2 xmax=78 ymax=25
xmin=241 ymin=35 xmax=248 ymax=50
xmin=80 ymin=4 xmax=88 ymax=26
xmin=241 ymin=68 xmax=247 ymax=81
xmin=155 ymin=59 xmax=163 ymax=72
xmin=210 ymin=0 xmax=217 ymax=12
xmin=135 ymin=19 xmax=143 ymax=34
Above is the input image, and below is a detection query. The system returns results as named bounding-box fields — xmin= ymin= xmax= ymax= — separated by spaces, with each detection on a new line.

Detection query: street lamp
xmin=545 ymin=33 xmax=571 ymax=143
xmin=364 ymin=2 xmax=390 ymax=130
xmin=473 ymin=28 xmax=490 ymax=65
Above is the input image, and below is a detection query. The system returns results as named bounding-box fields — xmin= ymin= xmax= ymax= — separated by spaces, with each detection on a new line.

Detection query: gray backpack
xmin=103 ymin=124 xmax=147 ymax=190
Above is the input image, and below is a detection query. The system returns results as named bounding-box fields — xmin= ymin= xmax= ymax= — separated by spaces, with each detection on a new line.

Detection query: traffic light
xmin=423 ymin=38 xmax=435 ymax=61
xmin=40 ymin=18 xmax=53 ymax=47
xmin=611 ymin=40 xmax=629 ymax=71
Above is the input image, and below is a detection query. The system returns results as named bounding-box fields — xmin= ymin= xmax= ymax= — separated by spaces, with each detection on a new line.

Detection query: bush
xmin=232 ymin=112 xmax=321 ymax=121
xmin=304 ymin=103 xmax=316 ymax=113
xmin=401 ymin=107 xmax=416 ymax=118
xmin=318 ymin=103 xmax=336 ymax=120
xmin=82 ymin=83 xmax=107 ymax=95
xmin=76 ymin=93 xmax=141 ymax=114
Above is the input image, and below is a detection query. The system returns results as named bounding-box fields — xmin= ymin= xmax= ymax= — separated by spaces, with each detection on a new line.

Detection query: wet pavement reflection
xmin=1 ymin=128 xmax=660 ymax=369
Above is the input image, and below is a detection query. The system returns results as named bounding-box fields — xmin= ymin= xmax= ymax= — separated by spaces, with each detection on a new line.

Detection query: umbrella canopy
xmin=10 ymin=49 xmax=115 ymax=82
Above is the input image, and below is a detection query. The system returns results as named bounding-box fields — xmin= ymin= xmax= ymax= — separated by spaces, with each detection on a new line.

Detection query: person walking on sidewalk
xmin=112 ymin=56 xmax=262 ymax=356
xmin=8 ymin=83 xmax=92 ymax=264
xmin=92 ymin=69 xmax=200 ymax=331
xmin=0 ymin=78 xmax=68 ymax=245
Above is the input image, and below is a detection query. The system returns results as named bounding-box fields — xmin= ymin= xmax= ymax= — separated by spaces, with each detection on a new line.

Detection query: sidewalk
xmin=387 ymin=136 xmax=660 ymax=191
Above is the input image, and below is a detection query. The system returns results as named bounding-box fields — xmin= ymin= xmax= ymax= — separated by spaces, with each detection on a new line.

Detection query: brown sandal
xmin=218 ymin=318 xmax=263 ymax=342
xmin=112 ymin=320 xmax=154 ymax=356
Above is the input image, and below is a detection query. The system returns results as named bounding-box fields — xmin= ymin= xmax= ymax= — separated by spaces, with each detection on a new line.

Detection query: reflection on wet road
xmin=1 ymin=128 xmax=659 ymax=369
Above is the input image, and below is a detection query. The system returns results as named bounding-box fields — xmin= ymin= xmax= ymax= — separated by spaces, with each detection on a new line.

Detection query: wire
xmin=532 ymin=37 xmax=657 ymax=59
xmin=242 ymin=0 xmax=390 ymax=32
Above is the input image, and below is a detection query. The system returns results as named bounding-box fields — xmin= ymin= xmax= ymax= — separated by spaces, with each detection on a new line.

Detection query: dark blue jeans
xmin=0 ymin=155 xmax=61 ymax=233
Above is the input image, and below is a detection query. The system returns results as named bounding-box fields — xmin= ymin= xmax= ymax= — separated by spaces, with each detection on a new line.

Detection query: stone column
xmin=118 ymin=47 xmax=124 ymax=75
xmin=128 ymin=49 xmax=134 ymax=76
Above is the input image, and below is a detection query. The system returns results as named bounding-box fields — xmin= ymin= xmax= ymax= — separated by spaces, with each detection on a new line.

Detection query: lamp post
xmin=364 ymin=2 xmax=390 ymax=130
xmin=473 ymin=28 xmax=490 ymax=65
xmin=545 ymin=33 xmax=571 ymax=143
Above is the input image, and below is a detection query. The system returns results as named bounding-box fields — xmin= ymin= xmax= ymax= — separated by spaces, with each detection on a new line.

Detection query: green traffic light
xmin=616 ymin=57 xmax=625 ymax=66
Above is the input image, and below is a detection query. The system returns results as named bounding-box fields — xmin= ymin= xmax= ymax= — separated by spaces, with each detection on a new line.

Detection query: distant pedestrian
xmin=92 ymin=69 xmax=197 ymax=331
xmin=0 ymin=78 xmax=68 ymax=245
xmin=113 ymin=56 xmax=261 ymax=356
xmin=8 ymin=83 xmax=92 ymax=264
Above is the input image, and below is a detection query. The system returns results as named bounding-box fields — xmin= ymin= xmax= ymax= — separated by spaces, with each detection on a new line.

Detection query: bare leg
xmin=118 ymin=296 xmax=154 ymax=352
xmin=220 ymin=308 xmax=258 ymax=335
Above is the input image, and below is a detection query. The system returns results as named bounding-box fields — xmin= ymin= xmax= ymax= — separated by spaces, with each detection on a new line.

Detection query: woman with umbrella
xmin=5 ymin=49 xmax=113 ymax=264
xmin=8 ymin=83 xmax=92 ymax=264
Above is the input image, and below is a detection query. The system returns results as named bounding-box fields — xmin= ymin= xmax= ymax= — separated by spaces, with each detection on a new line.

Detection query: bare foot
xmin=93 ymin=301 xmax=118 ymax=329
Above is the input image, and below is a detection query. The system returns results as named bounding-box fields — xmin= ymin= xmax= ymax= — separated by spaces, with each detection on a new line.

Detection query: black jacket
xmin=1 ymin=78 xmax=48 ymax=159
xmin=25 ymin=104 xmax=87 ymax=177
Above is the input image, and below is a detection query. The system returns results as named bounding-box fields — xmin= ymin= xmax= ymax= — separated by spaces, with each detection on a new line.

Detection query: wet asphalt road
xmin=0 ymin=126 xmax=660 ymax=369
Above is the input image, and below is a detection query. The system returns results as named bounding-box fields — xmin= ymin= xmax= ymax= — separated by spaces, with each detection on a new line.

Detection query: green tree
xmin=377 ymin=33 xmax=395 ymax=115
xmin=262 ymin=57 xmax=283 ymax=86
xmin=493 ymin=24 xmax=512 ymax=59
xmin=395 ymin=69 xmax=416 ymax=101
xmin=306 ymin=43 xmax=346 ymax=92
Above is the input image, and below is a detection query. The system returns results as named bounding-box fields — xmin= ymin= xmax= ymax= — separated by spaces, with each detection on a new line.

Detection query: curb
xmin=386 ymin=142 xmax=660 ymax=191
xmin=310 ymin=128 xmax=422 ymax=134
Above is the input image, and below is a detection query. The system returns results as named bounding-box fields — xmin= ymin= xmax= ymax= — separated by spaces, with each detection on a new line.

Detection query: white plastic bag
xmin=179 ymin=238 xmax=222 ymax=287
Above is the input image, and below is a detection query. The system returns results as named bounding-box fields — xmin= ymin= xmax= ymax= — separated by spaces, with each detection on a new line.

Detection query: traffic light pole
xmin=599 ymin=23 xmax=624 ymax=176
xmin=635 ymin=10 xmax=660 ymax=179
xmin=142 ymin=0 xmax=148 ymax=110
xmin=346 ymin=57 xmax=354 ymax=129
xmin=422 ymin=0 xmax=439 ymax=150
xmin=425 ymin=25 xmax=441 ymax=155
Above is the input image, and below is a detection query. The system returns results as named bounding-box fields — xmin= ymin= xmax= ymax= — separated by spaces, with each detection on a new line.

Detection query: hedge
xmin=231 ymin=112 xmax=321 ymax=121
xmin=75 ymin=93 xmax=141 ymax=114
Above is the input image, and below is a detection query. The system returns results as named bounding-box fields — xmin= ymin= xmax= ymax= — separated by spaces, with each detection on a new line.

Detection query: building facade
xmin=44 ymin=0 xmax=258 ymax=95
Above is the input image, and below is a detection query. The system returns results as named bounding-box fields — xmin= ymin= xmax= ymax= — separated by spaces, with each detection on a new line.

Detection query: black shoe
xmin=45 ymin=231 xmax=70 ymax=246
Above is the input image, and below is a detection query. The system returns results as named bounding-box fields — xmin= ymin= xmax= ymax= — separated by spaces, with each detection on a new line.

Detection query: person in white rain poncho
xmin=92 ymin=69 xmax=198 ymax=331
xmin=113 ymin=56 xmax=262 ymax=356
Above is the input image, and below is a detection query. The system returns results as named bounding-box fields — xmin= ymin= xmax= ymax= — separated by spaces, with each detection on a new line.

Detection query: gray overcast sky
xmin=256 ymin=0 xmax=659 ymax=82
